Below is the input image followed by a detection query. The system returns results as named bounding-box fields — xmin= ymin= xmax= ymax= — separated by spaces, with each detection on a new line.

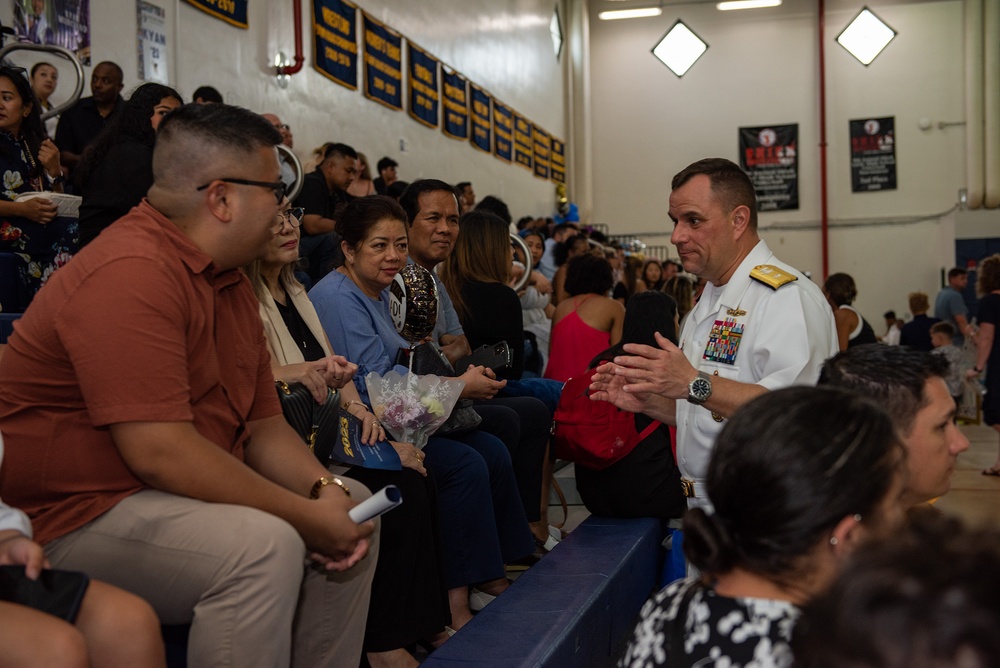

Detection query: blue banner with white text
xmin=492 ymin=99 xmax=512 ymax=162
xmin=442 ymin=68 xmax=469 ymax=140
xmin=362 ymin=12 xmax=403 ymax=110
xmin=407 ymin=41 xmax=439 ymax=128
xmin=183 ymin=0 xmax=247 ymax=29
xmin=312 ymin=0 xmax=358 ymax=90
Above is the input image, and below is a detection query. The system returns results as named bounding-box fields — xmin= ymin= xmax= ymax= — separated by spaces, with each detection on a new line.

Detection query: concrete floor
xmin=934 ymin=422 xmax=1000 ymax=528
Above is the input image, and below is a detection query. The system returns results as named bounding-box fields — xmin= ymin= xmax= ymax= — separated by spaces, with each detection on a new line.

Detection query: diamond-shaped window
xmin=551 ymin=7 xmax=564 ymax=60
xmin=836 ymin=7 xmax=896 ymax=66
xmin=651 ymin=20 xmax=708 ymax=78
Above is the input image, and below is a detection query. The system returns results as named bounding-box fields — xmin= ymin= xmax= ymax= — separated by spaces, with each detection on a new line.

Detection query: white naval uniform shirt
xmin=675 ymin=241 xmax=837 ymax=506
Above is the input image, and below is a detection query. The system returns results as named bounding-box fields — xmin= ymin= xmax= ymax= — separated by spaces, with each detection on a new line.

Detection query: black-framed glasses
xmin=276 ymin=207 xmax=304 ymax=230
xmin=196 ymin=178 xmax=286 ymax=205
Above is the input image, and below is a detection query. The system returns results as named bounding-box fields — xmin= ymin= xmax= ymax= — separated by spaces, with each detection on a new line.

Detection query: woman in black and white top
xmin=619 ymin=386 xmax=905 ymax=668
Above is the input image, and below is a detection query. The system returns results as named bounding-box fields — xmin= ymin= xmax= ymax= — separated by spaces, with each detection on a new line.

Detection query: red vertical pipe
xmin=277 ymin=0 xmax=305 ymax=76
xmin=818 ymin=0 xmax=829 ymax=279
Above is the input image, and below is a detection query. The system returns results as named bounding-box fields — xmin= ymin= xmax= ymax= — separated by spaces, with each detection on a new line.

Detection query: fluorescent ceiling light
xmin=717 ymin=0 xmax=781 ymax=10
xmin=599 ymin=7 xmax=663 ymax=20
xmin=651 ymin=20 xmax=708 ymax=77
xmin=836 ymin=7 xmax=896 ymax=65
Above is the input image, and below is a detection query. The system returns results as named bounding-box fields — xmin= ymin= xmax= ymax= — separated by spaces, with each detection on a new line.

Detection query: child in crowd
xmin=931 ymin=321 xmax=964 ymax=407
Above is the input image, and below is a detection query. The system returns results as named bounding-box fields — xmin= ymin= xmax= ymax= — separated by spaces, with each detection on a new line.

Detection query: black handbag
xmin=275 ymin=381 xmax=341 ymax=464
xmin=396 ymin=343 xmax=483 ymax=436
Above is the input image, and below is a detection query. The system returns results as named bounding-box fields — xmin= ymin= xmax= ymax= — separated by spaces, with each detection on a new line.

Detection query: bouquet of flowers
xmin=365 ymin=370 xmax=465 ymax=449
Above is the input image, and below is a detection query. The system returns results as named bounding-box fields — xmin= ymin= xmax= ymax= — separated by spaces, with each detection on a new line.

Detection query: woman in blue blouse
xmin=0 ymin=66 xmax=77 ymax=311
xmin=310 ymin=196 xmax=535 ymax=631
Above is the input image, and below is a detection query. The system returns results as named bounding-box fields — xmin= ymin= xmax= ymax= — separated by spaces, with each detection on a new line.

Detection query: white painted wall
xmin=0 ymin=0 xmax=567 ymax=221
xmin=586 ymin=0 xmax=993 ymax=327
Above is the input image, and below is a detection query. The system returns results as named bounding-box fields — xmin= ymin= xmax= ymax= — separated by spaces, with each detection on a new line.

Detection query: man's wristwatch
xmin=309 ymin=476 xmax=351 ymax=499
xmin=687 ymin=370 xmax=713 ymax=405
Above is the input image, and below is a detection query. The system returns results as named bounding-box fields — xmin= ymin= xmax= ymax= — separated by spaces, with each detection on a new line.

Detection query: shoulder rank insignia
xmin=750 ymin=264 xmax=798 ymax=290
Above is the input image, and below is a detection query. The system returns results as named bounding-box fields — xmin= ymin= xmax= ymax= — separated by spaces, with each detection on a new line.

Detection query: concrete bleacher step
xmin=422 ymin=516 xmax=663 ymax=667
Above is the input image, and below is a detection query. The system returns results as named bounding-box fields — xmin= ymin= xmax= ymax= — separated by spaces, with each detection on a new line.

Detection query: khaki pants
xmin=46 ymin=483 xmax=378 ymax=668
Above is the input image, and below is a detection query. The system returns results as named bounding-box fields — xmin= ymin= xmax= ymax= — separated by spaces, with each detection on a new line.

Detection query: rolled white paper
xmin=348 ymin=485 xmax=403 ymax=523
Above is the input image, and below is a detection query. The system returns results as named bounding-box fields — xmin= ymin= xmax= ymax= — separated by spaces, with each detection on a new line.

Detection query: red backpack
xmin=552 ymin=374 xmax=661 ymax=470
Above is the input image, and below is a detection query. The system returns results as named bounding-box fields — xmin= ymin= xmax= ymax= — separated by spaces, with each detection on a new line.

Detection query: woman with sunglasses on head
xmin=244 ymin=205 xmax=450 ymax=665
xmin=0 ymin=66 xmax=76 ymax=311
xmin=76 ymin=83 xmax=183 ymax=247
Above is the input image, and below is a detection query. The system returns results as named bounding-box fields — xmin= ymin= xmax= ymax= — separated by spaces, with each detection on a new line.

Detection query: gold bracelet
xmin=309 ymin=476 xmax=351 ymax=499
xmin=342 ymin=400 xmax=369 ymax=412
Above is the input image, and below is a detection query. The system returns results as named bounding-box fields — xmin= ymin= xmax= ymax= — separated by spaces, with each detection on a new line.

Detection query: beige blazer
xmin=258 ymin=280 xmax=333 ymax=366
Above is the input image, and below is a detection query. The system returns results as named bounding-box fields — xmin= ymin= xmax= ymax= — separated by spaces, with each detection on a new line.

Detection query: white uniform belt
xmin=680 ymin=477 xmax=707 ymax=499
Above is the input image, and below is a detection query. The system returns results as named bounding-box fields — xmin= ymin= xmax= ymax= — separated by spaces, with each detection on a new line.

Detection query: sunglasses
xmin=196 ymin=178 xmax=286 ymax=205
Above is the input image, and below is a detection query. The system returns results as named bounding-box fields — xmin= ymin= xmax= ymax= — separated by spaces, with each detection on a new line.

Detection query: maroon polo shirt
xmin=0 ymin=200 xmax=281 ymax=544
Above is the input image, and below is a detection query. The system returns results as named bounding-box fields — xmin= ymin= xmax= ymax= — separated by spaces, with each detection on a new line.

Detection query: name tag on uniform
xmin=704 ymin=317 xmax=744 ymax=365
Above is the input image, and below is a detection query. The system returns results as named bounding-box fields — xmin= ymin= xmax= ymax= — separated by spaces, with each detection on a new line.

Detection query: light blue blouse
xmin=309 ymin=269 xmax=410 ymax=404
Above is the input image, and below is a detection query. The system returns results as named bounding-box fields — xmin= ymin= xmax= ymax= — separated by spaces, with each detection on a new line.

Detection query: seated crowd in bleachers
xmin=0 ymin=68 xmax=998 ymax=668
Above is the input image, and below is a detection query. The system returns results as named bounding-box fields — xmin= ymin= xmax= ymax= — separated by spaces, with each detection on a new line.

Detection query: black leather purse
xmin=396 ymin=343 xmax=482 ymax=436
xmin=275 ymin=381 xmax=341 ymax=464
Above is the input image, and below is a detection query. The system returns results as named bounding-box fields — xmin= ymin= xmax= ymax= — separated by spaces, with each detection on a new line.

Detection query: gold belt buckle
xmin=681 ymin=478 xmax=696 ymax=498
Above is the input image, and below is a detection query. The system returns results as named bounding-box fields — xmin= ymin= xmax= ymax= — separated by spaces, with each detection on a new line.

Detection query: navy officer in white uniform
xmin=590 ymin=158 xmax=837 ymax=509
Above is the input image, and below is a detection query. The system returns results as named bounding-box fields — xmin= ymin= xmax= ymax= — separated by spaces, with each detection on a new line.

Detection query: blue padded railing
xmin=422 ymin=516 xmax=664 ymax=667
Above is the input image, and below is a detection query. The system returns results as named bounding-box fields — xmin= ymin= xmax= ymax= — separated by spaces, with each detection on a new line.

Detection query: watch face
xmin=691 ymin=377 xmax=711 ymax=400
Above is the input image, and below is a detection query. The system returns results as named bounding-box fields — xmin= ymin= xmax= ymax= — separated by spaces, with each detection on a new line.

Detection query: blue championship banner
xmin=513 ymin=112 xmax=533 ymax=170
xmin=470 ymin=83 xmax=492 ymax=153
xmin=407 ymin=41 xmax=439 ymax=128
xmin=550 ymin=138 xmax=566 ymax=184
xmin=312 ymin=0 xmax=358 ymax=90
xmin=739 ymin=124 xmax=799 ymax=211
xmin=184 ymin=0 xmax=247 ymax=29
xmin=492 ymin=99 xmax=513 ymax=162
xmin=362 ymin=12 xmax=403 ymax=110
xmin=532 ymin=125 xmax=550 ymax=179
xmin=442 ymin=68 xmax=469 ymax=140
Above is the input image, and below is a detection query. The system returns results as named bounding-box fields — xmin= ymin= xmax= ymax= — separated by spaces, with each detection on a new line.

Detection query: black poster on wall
xmin=739 ymin=124 xmax=799 ymax=211
xmin=850 ymin=117 xmax=896 ymax=192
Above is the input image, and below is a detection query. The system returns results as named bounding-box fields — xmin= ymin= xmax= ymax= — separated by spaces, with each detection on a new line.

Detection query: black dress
xmin=977 ymin=293 xmax=1000 ymax=426
xmin=276 ymin=297 xmax=450 ymax=650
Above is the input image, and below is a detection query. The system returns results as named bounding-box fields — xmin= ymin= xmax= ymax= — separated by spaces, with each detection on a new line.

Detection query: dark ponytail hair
xmin=683 ymin=386 xmax=900 ymax=580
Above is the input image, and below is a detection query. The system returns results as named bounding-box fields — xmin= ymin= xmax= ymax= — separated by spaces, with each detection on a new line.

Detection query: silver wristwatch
xmin=687 ymin=371 xmax=713 ymax=405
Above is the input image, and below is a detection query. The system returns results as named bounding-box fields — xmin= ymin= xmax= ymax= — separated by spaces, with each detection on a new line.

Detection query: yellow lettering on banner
xmin=495 ymin=115 xmax=511 ymax=130
xmin=444 ymin=83 xmax=466 ymax=103
xmin=516 ymin=118 xmax=529 ymax=133
xmin=473 ymin=100 xmax=488 ymax=115
xmin=443 ymin=98 xmax=467 ymax=114
xmin=411 ymin=79 xmax=439 ymax=100
xmin=415 ymin=63 xmax=433 ymax=84
xmin=495 ymin=127 xmax=512 ymax=141
xmin=321 ymin=7 xmax=350 ymax=34
xmin=375 ymin=77 xmax=385 ymax=91
xmin=366 ymin=30 xmax=384 ymax=52
xmin=475 ymin=127 xmax=487 ymax=139
xmin=364 ymin=54 xmax=402 ymax=79
xmin=316 ymin=24 xmax=358 ymax=54
xmin=473 ymin=115 xmax=489 ymax=128
xmin=497 ymin=139 xmax=511 ymax=152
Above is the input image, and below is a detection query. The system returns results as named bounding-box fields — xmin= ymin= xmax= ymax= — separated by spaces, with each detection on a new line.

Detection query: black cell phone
xmin=457 ymin=342 xmax=512 ymax=372
xmin=0 ymin=565 xmax=90 ymax=622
